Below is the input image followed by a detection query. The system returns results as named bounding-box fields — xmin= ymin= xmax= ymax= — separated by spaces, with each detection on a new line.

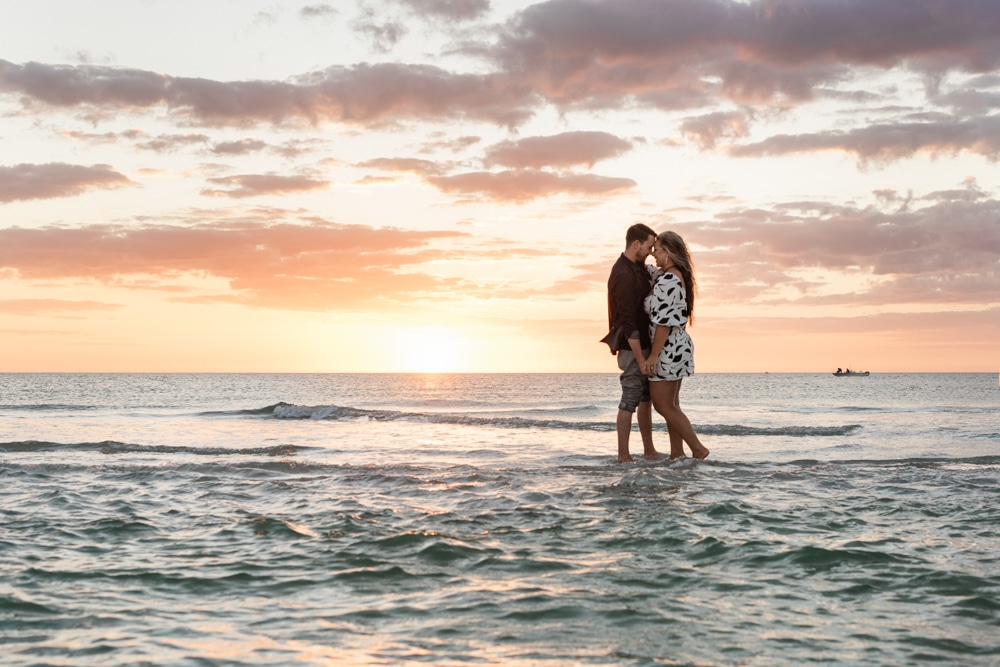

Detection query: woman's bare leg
xmin=649 ymin=380 xmax=684 ymax=459
xmin=649 ymin=379 xmax=709 ymax=460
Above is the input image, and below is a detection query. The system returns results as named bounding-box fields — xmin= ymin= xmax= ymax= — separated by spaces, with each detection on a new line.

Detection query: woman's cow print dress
xmin=644 ymin=267 xmax=694 ymax=381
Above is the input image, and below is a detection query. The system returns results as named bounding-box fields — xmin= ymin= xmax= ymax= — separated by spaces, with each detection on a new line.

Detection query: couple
xmin=601 ymin=223 xmax=710 ymax=463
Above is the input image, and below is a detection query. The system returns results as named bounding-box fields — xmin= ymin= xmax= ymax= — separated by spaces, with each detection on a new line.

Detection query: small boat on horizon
xmin=833 ymin=368 xmax=870 ymax=377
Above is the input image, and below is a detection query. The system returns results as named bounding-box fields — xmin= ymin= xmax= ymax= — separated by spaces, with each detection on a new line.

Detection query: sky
xmin=1 ymin=0 xmax=998 ymax=373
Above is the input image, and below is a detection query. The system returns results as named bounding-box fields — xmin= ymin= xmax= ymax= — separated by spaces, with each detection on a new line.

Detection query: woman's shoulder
xmin=655 ymin=269 xmax=682 ymax=287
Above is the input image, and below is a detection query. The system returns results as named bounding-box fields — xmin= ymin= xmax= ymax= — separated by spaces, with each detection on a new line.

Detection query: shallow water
xmin=1 ymin=373 xmax=998 ymax=665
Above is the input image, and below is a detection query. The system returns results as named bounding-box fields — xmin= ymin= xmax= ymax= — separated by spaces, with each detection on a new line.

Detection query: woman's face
xmin=651 ymin=241 xmax=671 ymax=269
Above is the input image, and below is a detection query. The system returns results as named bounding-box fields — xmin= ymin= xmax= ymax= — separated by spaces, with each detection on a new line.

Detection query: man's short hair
xmin=625 ymin=223 xmax=656 ymax=246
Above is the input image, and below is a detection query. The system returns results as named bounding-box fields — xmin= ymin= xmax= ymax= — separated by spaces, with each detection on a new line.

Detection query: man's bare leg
xmin=616 ymin=409 xmax=635 ymax=463
xmin=637 ymin=400 xmax=659 ymax=459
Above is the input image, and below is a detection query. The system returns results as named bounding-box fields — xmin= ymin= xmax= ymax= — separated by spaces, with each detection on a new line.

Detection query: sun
xmin=396 ymin=326 xmax=472 ymax=373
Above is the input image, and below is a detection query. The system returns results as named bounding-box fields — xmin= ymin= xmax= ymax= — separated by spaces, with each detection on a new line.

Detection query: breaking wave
xmin=204 ymin=402 xmax=864 ymax=437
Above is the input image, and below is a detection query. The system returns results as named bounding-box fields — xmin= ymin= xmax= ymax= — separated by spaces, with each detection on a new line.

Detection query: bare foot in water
xmin=618 ymin=453 xmax=635 ymax=463
xmin=692 ymin=446 xmax=710 ymax=460
xmin=643 ymin=450 xmax=661 ymax=461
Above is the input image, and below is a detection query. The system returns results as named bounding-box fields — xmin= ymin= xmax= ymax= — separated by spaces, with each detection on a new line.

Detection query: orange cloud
xmin=0 ymin=163 xmax=133 ymax=202
xmin=0 ymin=299 xmax=123 ymax=316
xmin=0 ymin=220 xmax=468 ymax=311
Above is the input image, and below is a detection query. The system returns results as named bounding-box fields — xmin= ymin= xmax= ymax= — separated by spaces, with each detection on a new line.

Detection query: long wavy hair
xmin=657 ymin=231 xmax=696 ymax=324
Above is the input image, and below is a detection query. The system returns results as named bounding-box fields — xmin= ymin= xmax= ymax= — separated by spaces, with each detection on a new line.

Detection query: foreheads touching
xmin=656 ymin=231 xmax=689 ymax=264
xmin=625 ymin=223 xmax=656 ymax=261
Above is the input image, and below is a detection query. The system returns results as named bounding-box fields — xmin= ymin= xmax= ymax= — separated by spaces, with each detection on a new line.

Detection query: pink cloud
xmin=426 ymin=169 xmax=636 ymax=203
xmin=680 ymin=111 xmax=752 ymax=150
xmin=201 ymin=174 xmax=330 ymax=198
xmin=483 ymin=131 xmax=633 ymax=169
xmin=211 ymin=139 xmax=270 ymax=155
xmin=705 ymin=308 xmax=1000 ymax=341
xmin=489 ymin=0 xmax=1000 ymax=110
xmin=672 ymin=194 xmax=1000 ymax=306
xmin=418 ymin=134 xmax=482 ymax=154
xmin=359 ymin=153 xmax=635 ymax=201
xmin=133 ymin=133 xmax=210 ymax=152
xmin=0 ymin=59 xmax=537 ymax=128
xmin=356 ymin=157 xmax=447 ymax=176
xmin=3 ymin=2 xmax=997 ymax=129
xmin=0 ymin=163 xmax=133 ymax=202
xmin=729 ymin=116 xmax=1000 ymax=162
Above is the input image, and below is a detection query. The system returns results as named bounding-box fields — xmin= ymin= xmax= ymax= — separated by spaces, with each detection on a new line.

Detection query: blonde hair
xmin=657 ymin=231 xmax=696 ymax=323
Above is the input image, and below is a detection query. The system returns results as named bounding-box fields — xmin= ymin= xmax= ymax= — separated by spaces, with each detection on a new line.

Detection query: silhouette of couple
xmin=601 ymin=223 xmax=709 ymax=463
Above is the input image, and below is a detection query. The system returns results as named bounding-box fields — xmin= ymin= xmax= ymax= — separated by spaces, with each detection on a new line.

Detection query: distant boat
xmin=833 ymin=368 xmax=869 ymax=377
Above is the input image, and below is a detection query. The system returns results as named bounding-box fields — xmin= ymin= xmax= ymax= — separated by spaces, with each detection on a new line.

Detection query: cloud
xmin=134 ymin=133 xmax=210 ymax=152
xmin=352 ymin=10 xmax=409 ymax=53
xmin=360 ymin=135 xmax=637 ymax=201
xmin=0 ymin=163 xmax=133 ymax=202
xmin=356 ymin=157 xmax=447 ymax=176
xmin=210 ymin=139 xmax=270 ymax=156
xmin=0 ymin=299 xmax=123 ymax=316
xmin=729 ymin=116 xmax=1000 ymax=163
xmin=392 ymin=0 xmax=491 ymax=22
xmin=3 ymin=1 xmax=1000 ymax=133
xmin=418 ymin=134 xmax=481 ymax=154
xmin=200 ymin=174 xmax=330 ymax=198
xmin=673 ymin=193 xmax=1000 ymax=306
xmin=0 ymin=59 xmax=536 ymax=128
xmin=483 ymin=131 xmax=633 ymax=168
xmin=0 ymin=220 xmax=468 ymax=311
xmin=300 ymin=5 xmax=339 ymax=21
xmin=680 ymin=111 xmax=752 ymax=150
xmin=489 ymin=0 xmax=1000 ymax=110
xmin=426 ymin=169 xmax=636 ymax=203
xmin=703 ymin=308 xmax=1000 ymax=345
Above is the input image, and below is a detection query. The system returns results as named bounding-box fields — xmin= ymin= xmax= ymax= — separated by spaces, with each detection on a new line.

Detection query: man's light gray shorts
xmin=617 ymin=349 xmax=650 ymax=412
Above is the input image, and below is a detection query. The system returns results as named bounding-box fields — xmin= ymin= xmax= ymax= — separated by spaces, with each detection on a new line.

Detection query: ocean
xmin=1 ymin=372 xmax=998 ymax=666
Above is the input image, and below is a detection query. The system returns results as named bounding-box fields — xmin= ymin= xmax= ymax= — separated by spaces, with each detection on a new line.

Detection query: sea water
xmin=1 ymin=373 xmax=997 ymax=666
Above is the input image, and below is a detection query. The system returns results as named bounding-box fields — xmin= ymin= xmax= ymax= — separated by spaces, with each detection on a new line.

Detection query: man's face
xmin=637 ymin=235 xmax=656 ymax=261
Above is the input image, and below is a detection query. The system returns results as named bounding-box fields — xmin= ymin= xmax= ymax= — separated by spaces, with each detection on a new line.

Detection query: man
xmin=601 ymin=223 xmax=659 ymax=463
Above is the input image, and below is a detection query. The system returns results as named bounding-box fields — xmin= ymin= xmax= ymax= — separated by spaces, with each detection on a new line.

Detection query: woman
xmin=641 ymin=231 xmax=710 ymax=460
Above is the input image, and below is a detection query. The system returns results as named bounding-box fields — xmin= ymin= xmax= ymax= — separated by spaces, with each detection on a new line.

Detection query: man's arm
xmin=611 ymin=269 xmax=647 ymax=365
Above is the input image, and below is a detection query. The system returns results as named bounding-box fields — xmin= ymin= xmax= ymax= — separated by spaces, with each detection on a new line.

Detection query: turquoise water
xmin=1 ymin=373 xmax=998 ymax=665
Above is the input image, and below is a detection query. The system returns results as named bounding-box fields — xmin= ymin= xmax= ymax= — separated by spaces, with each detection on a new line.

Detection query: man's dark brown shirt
xmin=600 ymin=253 xmax=651 ymax=353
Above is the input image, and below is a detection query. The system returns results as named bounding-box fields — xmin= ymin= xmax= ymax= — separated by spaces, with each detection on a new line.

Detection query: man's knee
xmin=617 ymin=350 xmax=649 ymax=411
